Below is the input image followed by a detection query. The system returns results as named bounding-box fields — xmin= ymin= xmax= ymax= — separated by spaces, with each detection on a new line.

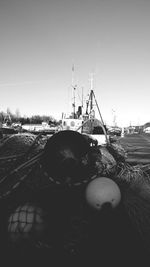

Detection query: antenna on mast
xmin=71 ymin=64 xmax=75 ymax=87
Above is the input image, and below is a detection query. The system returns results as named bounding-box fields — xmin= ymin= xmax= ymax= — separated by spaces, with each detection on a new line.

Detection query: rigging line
xmin=76 ymin=88 xmax=82 ymax=105
xmin=92 ymin=91 xmax=105 ymax=126
xmin=92 ymin=91 xmax=109 ymax=144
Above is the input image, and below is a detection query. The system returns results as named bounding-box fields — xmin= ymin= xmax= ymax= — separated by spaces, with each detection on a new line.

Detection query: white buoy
xmin=85 ymin=177 xmax=121 ymax=211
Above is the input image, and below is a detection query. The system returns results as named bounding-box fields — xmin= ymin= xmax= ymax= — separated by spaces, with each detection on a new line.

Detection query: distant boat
xmin=21 ymin=122 xmax=57 ymax=135
xmin=1 ymin=123 xmax=19 ymax=135
xmin=1 ymin=113 xmax=19 ymax=136
xmin=107 ymin=127 xmax=122 ymax=137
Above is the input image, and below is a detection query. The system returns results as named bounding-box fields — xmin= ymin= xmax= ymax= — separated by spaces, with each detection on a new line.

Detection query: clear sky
xmin=0 ymin=0 xmax=150 ymax=127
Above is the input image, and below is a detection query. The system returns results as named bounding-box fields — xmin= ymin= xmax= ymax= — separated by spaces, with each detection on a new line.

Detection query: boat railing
xmin=76 ymin=118 xmax=110 ymax=145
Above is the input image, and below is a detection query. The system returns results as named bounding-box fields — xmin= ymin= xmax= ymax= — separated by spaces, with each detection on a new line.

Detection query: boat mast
xmin=81 ymin=86 xmax=84 ymax=111
xmin=86 ymin=73 xmax=105 ymax=125
xmin=71 ymin=64 xmax=76 ymax=119
xmin=90 ymin=73 xmax=94 ymax=112
xmin=86 ymin=73 xmax=94 ymax=115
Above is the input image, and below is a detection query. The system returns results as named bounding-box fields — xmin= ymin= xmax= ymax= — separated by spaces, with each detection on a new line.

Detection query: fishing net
xmin=7 ymin=197 xmax=90 ymax=253
xmin=0 ymin=133 xmax=49 ymax=198
xmin=0 ymin=131 xmax=121 ymax=252
xmin=7 ymin=202 xmax=49 ymax=248
xmin=1 ymin=130 xmax=150 ymax=256
xmin=111 ymin=160 xmax=150 ymax=252
xmin=0 ymin=131 xmax=124 ymax=195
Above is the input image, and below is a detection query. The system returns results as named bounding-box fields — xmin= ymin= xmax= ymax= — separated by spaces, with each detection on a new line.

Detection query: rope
xmin=0 ymin=134 xmax=47 ymax=198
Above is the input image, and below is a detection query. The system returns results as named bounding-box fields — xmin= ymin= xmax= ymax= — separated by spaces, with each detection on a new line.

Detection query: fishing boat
xmin=60 ymin=70 xmax=109 ymax=145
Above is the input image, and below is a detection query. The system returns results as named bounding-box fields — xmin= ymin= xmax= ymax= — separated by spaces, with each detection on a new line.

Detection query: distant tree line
xmin=0 ymin=108 xmax=60 ymax=126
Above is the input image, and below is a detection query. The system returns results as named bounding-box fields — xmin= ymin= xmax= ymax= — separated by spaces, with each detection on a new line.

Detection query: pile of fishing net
xmin=0 ymin=130 xmax=150 ymax=261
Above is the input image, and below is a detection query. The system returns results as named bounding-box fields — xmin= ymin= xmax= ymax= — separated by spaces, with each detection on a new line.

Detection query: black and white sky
xmin=0 ymin=0 xmax=150 ymax=126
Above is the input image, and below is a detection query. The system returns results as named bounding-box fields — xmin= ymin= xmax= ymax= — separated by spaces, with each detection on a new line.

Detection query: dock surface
xmin=119 ymin=133 xmax=150 ymax=165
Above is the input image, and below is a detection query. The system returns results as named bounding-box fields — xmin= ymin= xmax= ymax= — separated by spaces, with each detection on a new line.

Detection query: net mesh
xmin=8 ymin=203 xmax=48 ymax=248
xmin=1 ymin=132 xmax=150 ymax=254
